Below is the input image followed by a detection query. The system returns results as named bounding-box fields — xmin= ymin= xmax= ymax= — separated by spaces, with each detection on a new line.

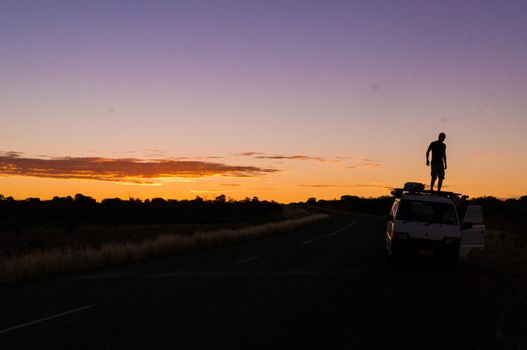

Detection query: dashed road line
xmin=300 ymin=219 xmax=356 ymax=245
xmin=233 ymin=256 xmax=260 ymax=265
xmin=0 ymin=304 xmax=96 ymax=335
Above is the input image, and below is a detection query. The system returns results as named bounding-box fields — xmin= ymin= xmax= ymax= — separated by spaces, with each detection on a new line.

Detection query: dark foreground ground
xmin=1 ymin=213 xmax=525 ymax=350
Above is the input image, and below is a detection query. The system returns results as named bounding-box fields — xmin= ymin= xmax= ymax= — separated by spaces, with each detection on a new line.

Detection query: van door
xmin=459 ymin=205 xmax=486 ymax=259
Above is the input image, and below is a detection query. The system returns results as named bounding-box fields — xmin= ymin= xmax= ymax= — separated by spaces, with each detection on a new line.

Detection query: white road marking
xmin=0 ymin=304 xmax=96 ymax=335
xmin=150 ymin=270 xmax=365 ymax=278
xmin=233 ymin=256 xmax=260 ymax=265
xmin=300 ymin=219 xmax=356 ymax=245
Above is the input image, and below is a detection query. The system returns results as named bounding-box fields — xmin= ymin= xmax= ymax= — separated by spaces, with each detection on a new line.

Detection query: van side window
xmin=464 ymin=206 xmax=484 ymax=224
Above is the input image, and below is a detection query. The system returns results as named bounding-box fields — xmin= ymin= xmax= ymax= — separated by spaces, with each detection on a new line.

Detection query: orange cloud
xmin=297 ymin=183 xmax=393 ymax=190
xmin=0 ymin=152 xmax=277 ymax=184
xmin=356 ymin=162 xmax=382 ymax=169
xmin=238 ymin=152 xmax=340 ymax=163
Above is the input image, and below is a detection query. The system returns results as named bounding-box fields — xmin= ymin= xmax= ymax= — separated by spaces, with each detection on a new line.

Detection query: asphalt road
xmin=0 ymin=213 xmax=501 ymax=350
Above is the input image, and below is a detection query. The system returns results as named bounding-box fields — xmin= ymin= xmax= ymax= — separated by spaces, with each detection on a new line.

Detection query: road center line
xmin=233 ymin=256 xmax=260 ymax=265
xmin=0 ymin=304 xmax=96 ymax=335
xmin=300 ymin=219 xmax=356 ymax=245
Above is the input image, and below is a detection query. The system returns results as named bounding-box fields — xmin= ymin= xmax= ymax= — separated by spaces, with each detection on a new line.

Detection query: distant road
xmin=0 ymin=214 xmax=500 ymax=350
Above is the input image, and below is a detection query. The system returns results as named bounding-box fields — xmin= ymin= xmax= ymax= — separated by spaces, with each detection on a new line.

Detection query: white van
xmin=386 ymin=184 xmax=485 ymax=259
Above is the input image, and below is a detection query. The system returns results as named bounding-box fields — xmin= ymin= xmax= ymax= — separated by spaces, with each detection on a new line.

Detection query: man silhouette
xmin=426 ymin=132 xmax=447 ymax=192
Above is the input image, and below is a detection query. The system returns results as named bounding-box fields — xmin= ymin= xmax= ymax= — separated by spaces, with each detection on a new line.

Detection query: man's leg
xmin=437 ymin=167 xmax=445 ymax=192
xmin=430 ymin=176 xmax=436 ymax=192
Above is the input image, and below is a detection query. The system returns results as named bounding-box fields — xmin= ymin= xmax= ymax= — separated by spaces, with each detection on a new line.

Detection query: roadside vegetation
xmin=460 ymin=198 xmax=527 ymax=349
xmin=0 ymin=193 xmax=283 ymax=234
xmin=0 ymin=194 xmax=328 ymax=283
xmin=0 ymin=213 xmax=327 ymax=284
xmin=0 ymin=194 xmax=286 ymax=258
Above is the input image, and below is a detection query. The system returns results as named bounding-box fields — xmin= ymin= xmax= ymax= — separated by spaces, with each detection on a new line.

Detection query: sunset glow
xmin=1 ymin=1 xmax=526 ymax=202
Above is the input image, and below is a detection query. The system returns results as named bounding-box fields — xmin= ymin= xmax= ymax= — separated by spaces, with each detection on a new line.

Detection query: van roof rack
xmin=391 ymin=188 xmax=468 ymax=201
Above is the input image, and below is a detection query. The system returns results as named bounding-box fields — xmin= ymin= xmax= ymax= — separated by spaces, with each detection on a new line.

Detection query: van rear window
xmin=396 ymin=200 xmax=458 ymax=225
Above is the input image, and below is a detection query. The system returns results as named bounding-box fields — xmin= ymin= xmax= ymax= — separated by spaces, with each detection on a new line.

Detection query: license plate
xmin=417 ymin=249 xmax=434 ymax=256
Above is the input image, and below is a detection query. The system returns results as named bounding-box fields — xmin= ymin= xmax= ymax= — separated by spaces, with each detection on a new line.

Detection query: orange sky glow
xmin=2 ymin=2 xmax=527 ymax=202
xmin=1 ymin=146 xmax=525 ymax=202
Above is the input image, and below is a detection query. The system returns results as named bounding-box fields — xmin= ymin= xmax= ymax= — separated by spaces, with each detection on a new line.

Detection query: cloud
xmin=0 ymin=153 xmax=277 ymax=184
xmin=238 ymin=152 xmax=383 ymax=169
xmin=297 ymin=183 xmax=393 ymax=190
xmin=124 ymin=150 xmax=224 ymax=161
xmin=0 ymin=151 xmax=24 ymax=158
xmin=238 ymin=152 xmax=340 ymax=164
xmin=343 ymin=162 xmax=382 ymax=170
xmin=194 ymin=155 xmax=224 ymax=160
xmin=143 ymin=149 xmax=167 ymax=158
xmin=239 ymin=152 xmax=263 ymax=156
xmin=356 ymin=162 xmax=382 ymax=169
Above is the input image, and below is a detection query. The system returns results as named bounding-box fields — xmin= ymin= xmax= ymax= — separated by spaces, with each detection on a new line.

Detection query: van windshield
xmin=396 ymin=200 xmax=458 ymax=225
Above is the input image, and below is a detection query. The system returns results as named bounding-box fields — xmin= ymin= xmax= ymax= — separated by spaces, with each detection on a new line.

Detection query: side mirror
xmin=387 ymin=214 xmax=394 ymax=222
xmin=462 ymin=222 xmax=473 ymax=230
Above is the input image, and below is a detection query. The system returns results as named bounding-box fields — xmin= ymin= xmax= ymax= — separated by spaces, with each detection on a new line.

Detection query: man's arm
xmin=426 ymin=144 xmax=432 ymax=166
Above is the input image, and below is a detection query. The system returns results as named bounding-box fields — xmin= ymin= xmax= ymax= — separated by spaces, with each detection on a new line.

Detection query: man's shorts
xmin=431 ymin=162 xmax=445 ymax=180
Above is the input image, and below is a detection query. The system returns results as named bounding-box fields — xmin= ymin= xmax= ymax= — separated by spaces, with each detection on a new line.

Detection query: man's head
xmin=438 ymin=132 xmax=446 ymax=142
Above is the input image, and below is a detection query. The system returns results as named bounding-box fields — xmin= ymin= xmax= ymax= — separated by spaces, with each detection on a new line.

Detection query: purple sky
xmin=1 ymin=1 xmax=527 ymax=200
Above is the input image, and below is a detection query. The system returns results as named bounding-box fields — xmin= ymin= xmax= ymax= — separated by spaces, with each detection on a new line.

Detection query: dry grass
xmin=468 ymin=228 xmax=527 ymax=348
xmin=471 ymin=228 xmax=527 ymax=274
xmin=0 ymin=213 xmax=328 ymax=284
